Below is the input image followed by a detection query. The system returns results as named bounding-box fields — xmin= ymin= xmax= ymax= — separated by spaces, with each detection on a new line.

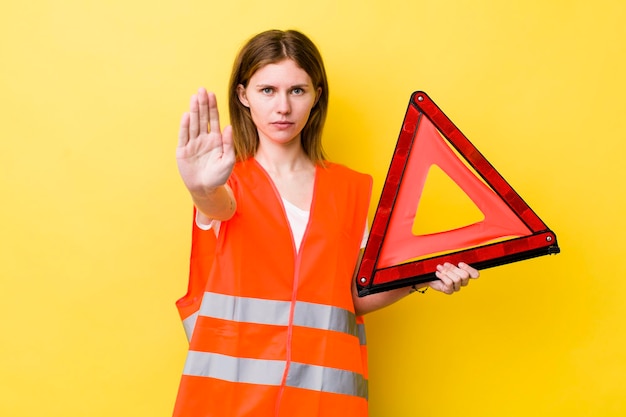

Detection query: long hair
xmin=228 ymin=30 xmax=329 ymax=164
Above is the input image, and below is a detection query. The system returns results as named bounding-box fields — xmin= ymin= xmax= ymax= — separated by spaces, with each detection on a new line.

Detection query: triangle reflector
xmin=412 ymin=164 xmax=485 ymax=236
xmin=357 ymin=91 xmax=560 ymax=296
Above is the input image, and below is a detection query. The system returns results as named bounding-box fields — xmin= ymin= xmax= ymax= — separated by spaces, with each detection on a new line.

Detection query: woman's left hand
xmin=429 ymin=262 xmax=480 ymax=294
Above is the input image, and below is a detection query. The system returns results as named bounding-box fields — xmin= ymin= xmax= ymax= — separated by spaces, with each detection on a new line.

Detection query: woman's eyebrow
xmin=254 ymin=82 xmax=311 ymax=88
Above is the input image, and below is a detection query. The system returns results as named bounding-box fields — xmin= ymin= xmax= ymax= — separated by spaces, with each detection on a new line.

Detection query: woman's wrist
xmin=409 ymin=284 xmax=428 ymax=295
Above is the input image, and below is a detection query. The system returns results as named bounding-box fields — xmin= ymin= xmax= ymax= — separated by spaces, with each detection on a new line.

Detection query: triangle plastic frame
xmin=356 ymin=91 xmax=560 ymax=296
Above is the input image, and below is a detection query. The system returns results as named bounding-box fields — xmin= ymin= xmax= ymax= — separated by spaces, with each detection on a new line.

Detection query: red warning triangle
xmin=357 ymin=91 xmax=559 ymax=296
xmin=412 ymin=164 xmax=485 ymax=235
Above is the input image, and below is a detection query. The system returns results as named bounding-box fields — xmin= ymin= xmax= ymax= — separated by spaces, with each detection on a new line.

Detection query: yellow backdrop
xmin=2 ymin=1 xmax=625 ymax=416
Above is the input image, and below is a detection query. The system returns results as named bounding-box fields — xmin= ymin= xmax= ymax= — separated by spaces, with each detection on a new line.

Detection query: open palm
xmin=176 ymin=88 xmax=235 ymax=195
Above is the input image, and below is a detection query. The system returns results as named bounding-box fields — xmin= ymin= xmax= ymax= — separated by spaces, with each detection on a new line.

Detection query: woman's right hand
xmin=176 ymin=88 xmax=235 ymax=196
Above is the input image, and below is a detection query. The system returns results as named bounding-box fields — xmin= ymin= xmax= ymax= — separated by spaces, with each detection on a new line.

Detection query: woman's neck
xmin=254 ymin=141 xmax=314 ymax=175
xmin=254 ymin=141 xmax=316 ymax=211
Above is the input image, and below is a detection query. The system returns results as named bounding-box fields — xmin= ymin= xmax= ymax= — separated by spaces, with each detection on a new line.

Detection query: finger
xmin=178 ymin=112 xmax=190 ymax=147
xmin=198 ymin=88 xmax=209 ymax=134
xmin=222 ymin=125 xmax=235 ymax=162
xmin=440 ymin=262 xmax=467 ymax=291
xmin=207 ymin=91 xmax=222 ymax=135
xmin=435 ymin=264 xmax=455 ymax=293
xmin=446 ymin=276 xmax=460 ymax=292
xmin=189 ymin=93 xmax=199 ymax=139
xmin=451 ymin=264 xmax=471 ymax=287
xmin=458 ymin=262 xmax=480 ymax=279
xmin=435 ymin=264 xmax=452 ymax=282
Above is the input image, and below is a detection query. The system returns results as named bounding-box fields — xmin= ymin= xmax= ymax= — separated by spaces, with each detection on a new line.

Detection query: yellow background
xmin=1 ymin=0 xmax=625 ymax=416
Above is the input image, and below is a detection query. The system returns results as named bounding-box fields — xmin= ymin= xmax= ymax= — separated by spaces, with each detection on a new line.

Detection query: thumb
xmin=222 ymin=125 xmax=235 ymax=159
xmin=429 ymin=279 xmax=453 ymax=295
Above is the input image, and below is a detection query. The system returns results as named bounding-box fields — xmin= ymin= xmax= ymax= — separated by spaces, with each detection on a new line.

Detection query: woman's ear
xmin=314 ymin=87 xmax=322 ymax=106
xmin=237 ymin=84 xmax=250 ymax=107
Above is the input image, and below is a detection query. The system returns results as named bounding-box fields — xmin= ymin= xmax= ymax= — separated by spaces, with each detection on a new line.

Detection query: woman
xmin=174 ymin=29 xmax=478 ymax=417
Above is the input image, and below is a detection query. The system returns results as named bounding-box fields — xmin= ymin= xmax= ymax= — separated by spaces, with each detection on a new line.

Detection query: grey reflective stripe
xmin=293 ymin=301 xmax=357 ymax=336
xmin=183 ymin=351 xmax=368 ymax=399
xmin=196 ymin=292 xmax=361 ymax=339
xmin=199 ymin=292 xmax=291 ymax=326
xmin=287 ymin=362 xmax=368 ymax=399
xmin=357 ymin=323 xmax=367 ymax=345
xmin=182 ymin=312 xmax=199 ymax=342
xmin=183 ymin=351 xmax=285 ymax=386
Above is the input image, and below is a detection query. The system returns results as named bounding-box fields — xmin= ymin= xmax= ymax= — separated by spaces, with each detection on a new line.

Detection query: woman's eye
xmin=262 ymin=87 xmax=273 ymax=94
xmin=292 ymin=88 xmax=304 ymax=95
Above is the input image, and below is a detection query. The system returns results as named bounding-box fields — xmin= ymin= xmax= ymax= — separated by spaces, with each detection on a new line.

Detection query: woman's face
xmin=237 ymin=59 xmax=320 ymax=148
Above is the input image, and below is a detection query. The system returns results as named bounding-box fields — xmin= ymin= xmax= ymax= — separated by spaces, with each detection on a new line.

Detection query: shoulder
xmin=227 ymin=159 xmax=262 ymax=199
xmin=231 ymin=158 xmax=257 ymax=175
xmin=229 ymin=158 xmax=262 ymax=184
xmin=321 ymin=162 xmax=372 ymax=187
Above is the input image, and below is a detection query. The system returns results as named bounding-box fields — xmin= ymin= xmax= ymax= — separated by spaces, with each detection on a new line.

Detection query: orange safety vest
xmin=173 ymin=158 xmax=373 ymax=417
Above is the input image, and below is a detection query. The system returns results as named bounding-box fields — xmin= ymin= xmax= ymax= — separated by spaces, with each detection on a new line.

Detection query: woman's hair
xmin=228 ymin=29 xmax=329 ymax=163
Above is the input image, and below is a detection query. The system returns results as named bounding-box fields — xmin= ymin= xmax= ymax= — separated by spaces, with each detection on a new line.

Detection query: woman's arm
xmin=351 ymin=250 xmax=480 ymax=316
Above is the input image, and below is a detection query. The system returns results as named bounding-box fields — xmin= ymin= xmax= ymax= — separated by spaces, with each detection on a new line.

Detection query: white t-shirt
xmin=196 ymin=198 xmax=368 ymax=252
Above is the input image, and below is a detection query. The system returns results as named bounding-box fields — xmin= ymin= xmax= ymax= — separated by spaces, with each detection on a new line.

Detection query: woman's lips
xmin=272 ymin=121 xmax=294 ymax=129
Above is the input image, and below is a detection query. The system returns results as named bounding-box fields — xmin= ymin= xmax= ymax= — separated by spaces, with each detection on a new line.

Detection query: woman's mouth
xmin=272 ymin=121 xmax=294 ymax=129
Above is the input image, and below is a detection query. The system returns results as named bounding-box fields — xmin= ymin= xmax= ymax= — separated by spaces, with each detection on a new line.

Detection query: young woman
xmin=174 ymin=29 xmax=478 ymax=417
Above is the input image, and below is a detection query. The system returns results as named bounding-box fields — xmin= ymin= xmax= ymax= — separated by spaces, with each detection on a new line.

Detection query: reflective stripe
xmin=184 ymin=292 xmax=368 ymax=398
xmin=357 ymin=323 xmax=367 ymax=345
xmin=197 ymin=292 xmax=361 ymax=339
xmin=199 ymin=291 xmax=290 ymax=326
xmin=183 ymin=351 xmax=368 ymax=399
xmin=293 ymin=301 xmax=357 ymax=336
xmin=287 ymin=362 xmax=368 ymax=399
xmin=183 ymin=351 xmax=285 ymax=386
xmin=182 ymin=312 xmax=199 ymax=342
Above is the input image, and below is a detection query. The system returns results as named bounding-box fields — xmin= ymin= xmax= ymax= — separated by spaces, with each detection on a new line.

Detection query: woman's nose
xmin=276 ymin=93 xmax=291 ymax=114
